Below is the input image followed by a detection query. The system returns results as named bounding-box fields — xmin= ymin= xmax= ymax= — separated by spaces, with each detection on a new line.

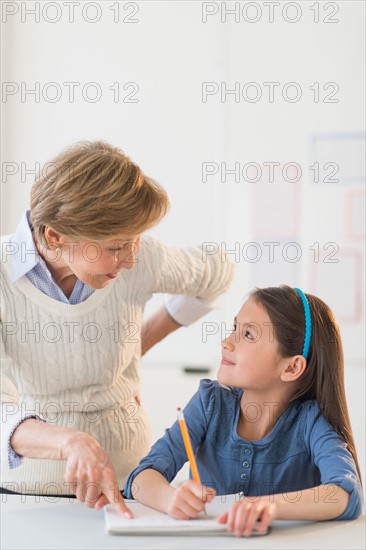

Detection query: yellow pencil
xmin=177 ymin=407 xmax=207 ymax=515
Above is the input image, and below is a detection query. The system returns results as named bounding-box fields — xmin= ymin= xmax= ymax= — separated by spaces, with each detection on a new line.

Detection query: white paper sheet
xmin=104 ymin=493 xmax=270 ymax=536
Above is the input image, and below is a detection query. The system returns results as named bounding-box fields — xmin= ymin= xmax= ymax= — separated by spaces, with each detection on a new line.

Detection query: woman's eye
xmin=244 ymin=330 xmax=253 ymax=340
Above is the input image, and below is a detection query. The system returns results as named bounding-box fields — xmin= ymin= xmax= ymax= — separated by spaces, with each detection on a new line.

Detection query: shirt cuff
xmin=164 ymin=295 xmax=215 ymax=326
xmin=6 ymin=414 xmax=47 ymax=470
xmin=334 ymin=475 xmax=363 ymax=520
xmin=123 ymin=458 xmax=171 ymax=499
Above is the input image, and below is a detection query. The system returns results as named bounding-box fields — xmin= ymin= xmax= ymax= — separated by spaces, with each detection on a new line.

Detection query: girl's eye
xmin=244 ymin=330 xmax=253 ymax=340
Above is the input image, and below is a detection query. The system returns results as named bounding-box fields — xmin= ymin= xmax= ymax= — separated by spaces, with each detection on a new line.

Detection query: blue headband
xmin=294 ymin=288 xmax=312 ymax=360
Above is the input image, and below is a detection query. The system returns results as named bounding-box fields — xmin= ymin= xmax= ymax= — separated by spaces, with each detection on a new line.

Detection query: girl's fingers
xmin=203 ymin=487 xmax=216 ymax=503
xmin=185 ymin=480 xmax=216 ymax=502
xmin=168 ymin=481 xmax=217 ymax=520
xmin=169 ymin=498 xmax=201 ymax=520
xmin=257 ymin=503 xmax=276 ymax=532
xmin=226 ymin=502 xmax=243 ymax=531
xmin=242 ymin=502 xmax=265 ymax=536
xmin=232 ymin=503 xmax=252 ymax=536
xmin=218 ymin=500 xmax=277 ymax=536
xmin=176 ymin=499 xmax=202 ymax=519
xmin=180 ymin=482 xmax=214 ymax=512
xmin=179 ymin=490 xmax=206 ymax=515
xmin=216 ymin=511 xmax=228 ymax=523
xmin=232 ymin=501 xmax=276 ymax=536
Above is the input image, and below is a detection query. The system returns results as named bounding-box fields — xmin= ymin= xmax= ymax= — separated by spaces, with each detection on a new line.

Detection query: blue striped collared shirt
xmin=11 ymin=210 xmax=94 ymax=304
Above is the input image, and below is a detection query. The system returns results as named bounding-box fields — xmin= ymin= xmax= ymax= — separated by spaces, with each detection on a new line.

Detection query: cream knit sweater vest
xmin=1 ymin=234 xmax=234 ymax=494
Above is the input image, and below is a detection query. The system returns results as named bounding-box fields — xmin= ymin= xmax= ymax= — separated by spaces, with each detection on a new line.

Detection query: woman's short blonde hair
xmin=30 ymin=140 xmax=170 ymax=246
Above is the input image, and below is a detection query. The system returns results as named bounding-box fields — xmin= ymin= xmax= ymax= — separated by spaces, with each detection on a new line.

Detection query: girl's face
xmin=218 ymin=298 xmax=285 ymax=391
xmin=52 ymin=234 xmax=141 ymax=289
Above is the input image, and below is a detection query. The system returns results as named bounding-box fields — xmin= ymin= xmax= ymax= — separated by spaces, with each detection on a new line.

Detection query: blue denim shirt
xmin=124 ymin=379 xmax=362 ymax=520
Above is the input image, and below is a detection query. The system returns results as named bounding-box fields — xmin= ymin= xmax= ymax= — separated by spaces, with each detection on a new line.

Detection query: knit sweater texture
xmin=0 ymin=234 xmax=234 ymax=494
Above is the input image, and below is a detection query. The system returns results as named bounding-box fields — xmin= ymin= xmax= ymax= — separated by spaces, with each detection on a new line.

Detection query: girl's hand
xmin=216 ymin=499 xmax=277 ymax=537
xmin=166 ymin=480 xmax=216 ymax=519
xmin=62 ymin=431 xmax=133 ymax=518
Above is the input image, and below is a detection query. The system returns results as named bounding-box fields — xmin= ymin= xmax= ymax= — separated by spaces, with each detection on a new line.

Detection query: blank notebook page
xmin=104 ymin=493 xmax=269 ymax=536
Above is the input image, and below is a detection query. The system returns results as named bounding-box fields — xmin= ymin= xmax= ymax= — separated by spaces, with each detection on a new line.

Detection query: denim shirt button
xmin=242 ymin=461 xmax=249 ymax=468
xmin=244 ymin=448 xmax=252 ymax=454
xmin=240 ymin=473 xmax=247 ymax=480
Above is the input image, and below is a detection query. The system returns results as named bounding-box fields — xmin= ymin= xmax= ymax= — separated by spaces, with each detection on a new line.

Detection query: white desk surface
xmin=1 ymin=495 xmax=365 ymax=550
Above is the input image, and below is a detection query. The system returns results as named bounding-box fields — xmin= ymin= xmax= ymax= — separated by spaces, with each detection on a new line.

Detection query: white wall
xmin=1 ymin=1 xmax=365 ymax=490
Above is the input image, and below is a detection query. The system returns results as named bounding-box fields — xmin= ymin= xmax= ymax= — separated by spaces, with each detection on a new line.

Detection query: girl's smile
xmin=221 ymin=356 xmax=235 ymax=365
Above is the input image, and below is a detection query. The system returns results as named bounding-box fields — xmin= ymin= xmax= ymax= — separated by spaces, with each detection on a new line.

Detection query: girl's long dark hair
xmin=251 ymin=285 xmax=362 ymax=485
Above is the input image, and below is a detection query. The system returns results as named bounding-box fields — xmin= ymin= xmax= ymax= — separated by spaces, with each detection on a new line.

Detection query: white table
xmin=1 ymin=495 xmax=365 ymax=550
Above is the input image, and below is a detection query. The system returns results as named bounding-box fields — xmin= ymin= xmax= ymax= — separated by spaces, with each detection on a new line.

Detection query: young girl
xmin=122 ymin=286 xmax=363 ymax=536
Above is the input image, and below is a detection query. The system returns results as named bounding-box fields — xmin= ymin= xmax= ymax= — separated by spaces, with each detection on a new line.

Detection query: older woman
xmin=0 ymin=141 xmax=234 ymax=516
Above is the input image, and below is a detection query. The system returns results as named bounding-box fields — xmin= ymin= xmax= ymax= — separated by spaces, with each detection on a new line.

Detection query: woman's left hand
xmin=216 ymin=499 xmax=277 ymax=537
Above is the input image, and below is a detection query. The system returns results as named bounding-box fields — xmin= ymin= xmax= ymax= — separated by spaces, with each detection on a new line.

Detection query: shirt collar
xmin=11 ymin=210 xmax=51 ymax=282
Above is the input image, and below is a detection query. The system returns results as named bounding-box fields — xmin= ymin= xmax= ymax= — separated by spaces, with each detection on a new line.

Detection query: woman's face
xmin=49 ymin=234 xmax=141 ymax=289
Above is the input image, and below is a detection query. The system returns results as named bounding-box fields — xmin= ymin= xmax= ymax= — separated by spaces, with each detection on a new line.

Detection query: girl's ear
xmin=281 ymin=356 xmax=307 ymax=382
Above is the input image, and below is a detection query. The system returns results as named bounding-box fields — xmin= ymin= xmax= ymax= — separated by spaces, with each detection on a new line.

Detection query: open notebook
xmin=104 ymin=493 xmax=270 ymax=536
